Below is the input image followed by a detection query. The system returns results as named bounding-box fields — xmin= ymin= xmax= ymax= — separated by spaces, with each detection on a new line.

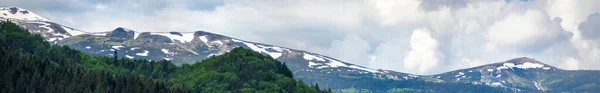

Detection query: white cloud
xmin=325 ymin=34 xmax=371 ymax=66
xmin=371 ymin=0 xmax=425 ymax=26
xmin=369 ymin=35 xmax=411 ymax=73
xmin=403 ymin=28 xmax=443 ymax=74
xmin=560 ymin=57 xmax=580 ymax=70
xmin=578 ymin=13 xmax=600 ymax=39
xmin=485 ymin=10 xmax=569 ymax=53
xmin=546 ymin=0 xmax=600 ymax=70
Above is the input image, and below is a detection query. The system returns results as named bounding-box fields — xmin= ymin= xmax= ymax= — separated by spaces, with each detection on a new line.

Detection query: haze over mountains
xmin=2 ymin=6 xmax=599 ymax=92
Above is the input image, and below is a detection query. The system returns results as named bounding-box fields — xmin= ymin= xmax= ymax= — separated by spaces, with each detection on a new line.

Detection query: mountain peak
xmin=501 ymin=57 xmax=552 ymax=66
xmin=113 ymin=27 xmax=134 ymax=32
xmin=0 ymin=6 xmax=48 ymax=21
xmin=482 ymin=57 xmax=558 ymax=71
xmin=106 ymin=27 xmax=136 ymax=39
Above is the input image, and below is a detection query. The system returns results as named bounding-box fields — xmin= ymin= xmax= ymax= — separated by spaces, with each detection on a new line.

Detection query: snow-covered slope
xmin=432 ymin=57 xmax=600 ymax=92
xmin=51 ymin=27 xmax=427 ymax=91
xmin=0 ymin=7 xmax=88 ymax=44
xmin=0 ymin=7 xmax=425 ymax=81
xmin=0 ymin=7 xmax=48 ymax=21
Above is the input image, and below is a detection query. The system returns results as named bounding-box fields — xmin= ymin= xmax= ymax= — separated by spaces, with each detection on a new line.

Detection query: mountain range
xmin=2 ymin=6 xmax=599 ymax=92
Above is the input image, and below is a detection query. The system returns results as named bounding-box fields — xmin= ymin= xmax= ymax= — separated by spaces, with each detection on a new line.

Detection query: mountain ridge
xmin=3 ymin=6 xmax=599 ymax=92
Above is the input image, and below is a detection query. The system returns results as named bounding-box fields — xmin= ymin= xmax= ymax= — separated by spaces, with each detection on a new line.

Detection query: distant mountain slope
xmin=1 ymin=7 xmax=88 ymax=44
xmin=431 ymin=57 xmax=600 ymax=92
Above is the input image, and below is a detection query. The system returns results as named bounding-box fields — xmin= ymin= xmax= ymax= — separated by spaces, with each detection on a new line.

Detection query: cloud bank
xmin=3 ymin=0 xmax=600 ymax=75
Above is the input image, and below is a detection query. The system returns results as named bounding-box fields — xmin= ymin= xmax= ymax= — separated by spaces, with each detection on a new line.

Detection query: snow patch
xmin=206 ymin=53 xmax=223 ymax=57
xmin=130 ymin=47 xmax=141 ymax=50
xmin=496 ymin=63 xmax=516 ymax=70
xmin=487 ymin=69 xmax=494 ymax=72
xmin=496 ymin=62 xmax=545 ymax=70
xmin=496 ymin=66 xmax=508 ymax=70
xmin=89 ymin=33 xmax=107 ymax=36
xmin=308 ymin=61 xmax=320 ymax=68
xmin=231 ymin=39 xmax=242 ymax=42
xmin=542 ymin=67 xmax=551 ymax=70
xmin=61 ymin=26 xmax=86 ymax=36
xmin=533 ymin=81 xmax=541 ymax=90
xmin=47 ymin=38 xmax=58 ymax=42
xmin=268 ymin=52 xmax=282 ymax=59
xmin=242 ymin=42 xmax=283 ymax=59
xmin=133 ymin=32 xmax=141 ymax=40
xmin=0 ymin=7 xmax=49 ymax=21
xmin=490 ymin=82 xmax=502 ymax=86
xmin=150 ymin=32 xmax=195 ymax=43
xmin=112 ymin=45 xmax=125 ymax=50
xmin=199 ymin=35 xmax=208 ymax=42
xmin=212 ymin=41 xmax=223 ymax=45
xmin=243 ymin=42 xmax=265 ymax=51
xmin=52 ymin=33 xmax=70 ymax=39
xmin=515 ymin=62 xmax=545 ymax=69
xmin=256 ymin=44 xmax=287 ymax=52
xmin=161 ymin=49 xmax=171 ymax=54
xmin=348 ymin=65 xmax=378 ymax=73
xmin=136 ymin=50 xmax=149 ymax=56
xmin=302 ymin=53 xmax=378 ymax=73
xmin=503 ymin=63 xmax=515 ymax=67
xmin=125 ymin=55 xmax=134 ymax=59
xmin=303 ymin=53 xmax=325 ymax=61
xmin=316 ymin=66 xmax=329 ymax=69
xmin=455 ymin=72 xmax=465 ymax=77
xmin=324 ymin=58 xmax=347 ymax=68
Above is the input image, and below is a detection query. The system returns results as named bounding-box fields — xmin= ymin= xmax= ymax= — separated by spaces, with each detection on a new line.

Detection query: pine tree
xmin=113 ymin=50 xmax=118 ymax=65
xmin=315 ymin=83 xmax=321 ymax=93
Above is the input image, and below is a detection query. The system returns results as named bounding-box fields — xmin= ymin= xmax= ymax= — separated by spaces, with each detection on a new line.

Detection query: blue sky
xmin=2 ymin=0 xmax=600 ymax=75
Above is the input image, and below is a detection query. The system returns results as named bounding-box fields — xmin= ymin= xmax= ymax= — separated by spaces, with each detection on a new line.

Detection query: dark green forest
xmin=0 ymin=21 xmax=331 ymax=93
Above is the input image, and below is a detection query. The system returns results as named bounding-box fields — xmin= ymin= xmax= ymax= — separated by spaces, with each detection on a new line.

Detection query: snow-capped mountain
xmin=431 ymin=57 xmax=600 ymax=92
xmin=3 ymin=6 xmax=599 ymax=92
xmin=1 ymin=6 xmax=425 ymax=90
xmin=1 ymin=7 xmax=88 ymax=44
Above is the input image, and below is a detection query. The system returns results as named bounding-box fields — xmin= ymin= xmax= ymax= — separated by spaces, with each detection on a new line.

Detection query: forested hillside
xmin=0 ymin=21 xmax=331 ymax=93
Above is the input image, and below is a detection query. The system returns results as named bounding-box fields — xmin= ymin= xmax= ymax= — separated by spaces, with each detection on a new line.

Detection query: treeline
xmin=0 ymin=21 xmax=331 ymax=93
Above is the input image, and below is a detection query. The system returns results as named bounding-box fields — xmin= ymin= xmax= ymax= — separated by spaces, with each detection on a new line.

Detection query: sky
xmin=2 ymin=0 xmax=600 ymax=75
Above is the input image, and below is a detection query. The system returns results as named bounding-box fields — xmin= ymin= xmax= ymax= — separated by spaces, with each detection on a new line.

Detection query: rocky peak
xmin=106 ymin=27 xmax=135 ymax=39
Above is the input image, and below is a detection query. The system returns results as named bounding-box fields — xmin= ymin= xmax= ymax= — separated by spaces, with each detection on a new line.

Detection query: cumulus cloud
xmin=324 ymin=34 xmax=371 ymax=66
xmin=560 ymin=57 xmax=581 ymax=70
xmin=578 ymin=13 xmax=600 ymax=39
xmin=546 ymin=0 xmax=600 ymax=71
xmin=3 ymin=0 xmax=600 ymax=75
xmin=369 ymin=33 xmax=411 ymax=72
xmin=485 ymin=10 xmax=571 ymax=53
xmin=403 ymin=28 xmax=443 ymax=74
